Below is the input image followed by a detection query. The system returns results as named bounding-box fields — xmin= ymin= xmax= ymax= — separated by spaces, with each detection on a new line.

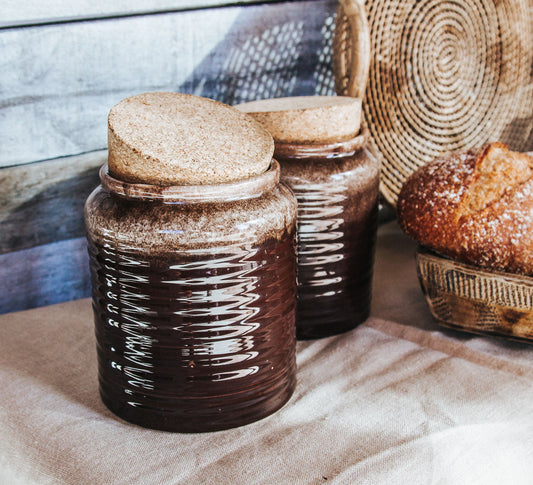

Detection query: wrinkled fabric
xmin=2 ymin=222 xmax=533 ymax=485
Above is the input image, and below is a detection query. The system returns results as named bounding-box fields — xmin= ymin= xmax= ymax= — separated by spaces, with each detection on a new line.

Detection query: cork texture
xmin=236 ymin=96 xmax=361 ymax=143
xmin=108 ymin=92 xmax=274 ymax=185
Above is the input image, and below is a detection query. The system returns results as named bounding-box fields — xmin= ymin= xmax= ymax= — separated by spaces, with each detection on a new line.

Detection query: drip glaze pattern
xmin=89 ymin=235 xmax=296 ymax=432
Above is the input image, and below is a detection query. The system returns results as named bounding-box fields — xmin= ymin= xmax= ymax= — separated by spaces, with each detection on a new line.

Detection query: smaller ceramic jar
xmin=238 ymin=96 xmax=380 ymax=339
xmin=85 ymin=93 xmax=298 ymax=432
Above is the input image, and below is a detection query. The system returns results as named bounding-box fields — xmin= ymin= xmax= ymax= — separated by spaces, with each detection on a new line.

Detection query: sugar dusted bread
xmin=397 ymin=142 xmax=533 ymax=275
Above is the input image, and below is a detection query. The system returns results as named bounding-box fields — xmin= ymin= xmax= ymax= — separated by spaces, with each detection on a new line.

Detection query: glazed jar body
xmin=276 ymin=133 xmax=380 ymax=339
xmin=84 ymin=162 xmax=298 ymax=432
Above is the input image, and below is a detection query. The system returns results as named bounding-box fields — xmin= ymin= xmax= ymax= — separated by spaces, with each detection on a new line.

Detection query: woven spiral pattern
xmin=343 ymin=0 xmax=533 ymax=206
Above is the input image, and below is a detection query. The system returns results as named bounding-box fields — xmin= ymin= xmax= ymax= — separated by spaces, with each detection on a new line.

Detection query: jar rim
xmin=273 ymin=129 xmax=368 ymax=160
xmin=100 ymin=160 xmax=280 ymax=203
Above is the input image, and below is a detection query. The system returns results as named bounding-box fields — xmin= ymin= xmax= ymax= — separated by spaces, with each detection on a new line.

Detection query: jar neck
xmin=100 ymin=160 xmax=280 ymax=203
xmin=274 ymin=130 xmax=368 ymax=161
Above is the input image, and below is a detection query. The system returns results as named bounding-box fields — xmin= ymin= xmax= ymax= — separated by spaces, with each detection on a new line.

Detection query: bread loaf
xmin=397 ymin=142 xmax=533 ymax=275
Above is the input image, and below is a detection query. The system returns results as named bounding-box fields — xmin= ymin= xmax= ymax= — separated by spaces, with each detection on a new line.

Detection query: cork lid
xmin=108 ymin=92 xmax=274 ymax=185
xmin=236 ymin=96 xmax=361 ymax=144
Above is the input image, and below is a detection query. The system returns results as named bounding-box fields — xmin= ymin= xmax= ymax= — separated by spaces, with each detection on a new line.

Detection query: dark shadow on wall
xmin=178 ymin=0 xmax=337 ymax=104
xmin=1 ymin=166 xmax=101 ymax=254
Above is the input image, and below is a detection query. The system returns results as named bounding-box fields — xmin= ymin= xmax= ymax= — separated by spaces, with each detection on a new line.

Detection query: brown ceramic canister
xmin=238 ymin=96 xmax=380 ymax=340
xmin=85 ymin=93 xmax=298 ymax=432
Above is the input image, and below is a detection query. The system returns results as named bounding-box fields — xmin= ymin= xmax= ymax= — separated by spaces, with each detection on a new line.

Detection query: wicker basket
xmin=417 ymin=247 xmax=533 ymax=343
xmin=334 ymin=0 xmax=533 ymax=206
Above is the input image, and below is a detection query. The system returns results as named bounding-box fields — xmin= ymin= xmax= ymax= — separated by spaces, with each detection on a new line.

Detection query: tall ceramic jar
xmin=238 ymin=96 xmax=380 ymax=340
xmin=85 ymin=93 xmax=298 ymax=432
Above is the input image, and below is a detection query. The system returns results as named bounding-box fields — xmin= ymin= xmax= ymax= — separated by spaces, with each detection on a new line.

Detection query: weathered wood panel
xmin=1 ymin=1 xmax=278 ymax=28
xmin=0 ymin=237 xmax=91 ymax=314
xmin=0 ymin=151 xmax=105 ymax=254
xmin=1 ymin=0 xmax=335 ymax=167
xmin=0 ymin=0 xmax=338 ymax=314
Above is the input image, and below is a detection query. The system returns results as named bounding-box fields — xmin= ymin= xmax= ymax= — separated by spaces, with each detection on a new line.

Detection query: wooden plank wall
xmin=1 ymin=1 xmax=276 ymax=27
xmin=0 ymin=0 xmax=338 ymax=314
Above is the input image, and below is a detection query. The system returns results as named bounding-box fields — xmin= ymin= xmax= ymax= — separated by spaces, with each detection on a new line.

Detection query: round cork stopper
xmin=236 ymin=96 xmax=361 ymax=144
xmin=108 ymin=92 xmax=274 ymax=185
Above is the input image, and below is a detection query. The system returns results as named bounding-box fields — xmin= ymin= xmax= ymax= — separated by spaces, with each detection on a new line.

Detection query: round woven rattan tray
xmin=334 ymin=0 xmax=533 ymax=206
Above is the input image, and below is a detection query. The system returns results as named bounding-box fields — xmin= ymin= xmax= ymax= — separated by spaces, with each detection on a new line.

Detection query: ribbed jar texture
xmin=276 ymin=134 xmax=380 ymax=339
xmin=84 ymin=162 xmax=298 ymax=432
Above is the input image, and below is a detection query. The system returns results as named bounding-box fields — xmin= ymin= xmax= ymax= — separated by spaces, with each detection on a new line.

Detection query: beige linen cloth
xmin=2 ymin=222 xmax=533 ymax=485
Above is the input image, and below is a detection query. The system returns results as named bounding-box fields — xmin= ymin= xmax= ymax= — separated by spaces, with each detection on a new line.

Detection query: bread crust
xmin=397 ymin=143 xmax=533 ymax=275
